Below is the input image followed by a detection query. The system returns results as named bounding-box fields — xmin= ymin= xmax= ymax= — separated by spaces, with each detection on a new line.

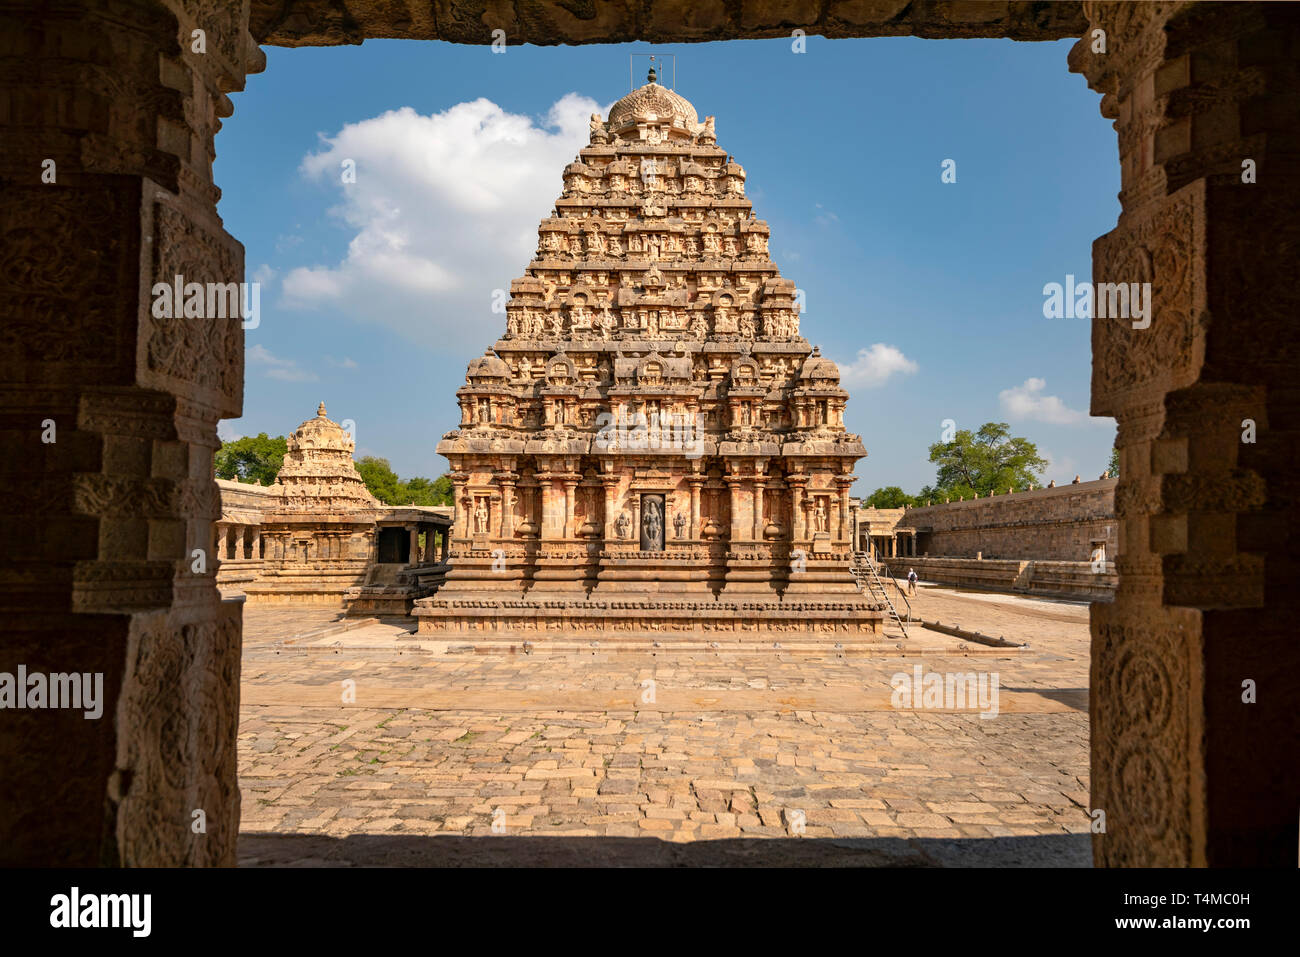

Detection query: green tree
xmin=357 ymin=457 xmax=454 ymax=506
xmin=356 ymin=456 xmax=403 ymax=504
xmin=1107 ymin=446 xmax=1119 ymax=478
xmin=214 ymin=433 xmax=287 ymax=486
xmin=926 ymin=422 xmax=1047 ymax=497
xmin=863 ymin=486 xmax=917 ymax=509
xmin=401 ymin=474 xmax=454 ymax=507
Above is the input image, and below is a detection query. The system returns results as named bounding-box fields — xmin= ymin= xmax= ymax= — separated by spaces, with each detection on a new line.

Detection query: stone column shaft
xmin=790 ymin=483 xmax=805 ymax=541
xmin=562 ymin=480 xmax=576 ymax=539
xmin=500 ymin=483 xmax=515 ymax=540
xmin=689 ymin=480 xmax=702 ymax=539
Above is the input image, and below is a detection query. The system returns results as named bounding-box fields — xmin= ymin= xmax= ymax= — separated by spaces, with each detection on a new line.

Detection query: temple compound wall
xmin=214 ymin=405 xmax=451 ymax=614
xmin=852 ymin=478 xmax=1118 ymax=600
xmin=415 ymin=73 xmax=884 ymax=642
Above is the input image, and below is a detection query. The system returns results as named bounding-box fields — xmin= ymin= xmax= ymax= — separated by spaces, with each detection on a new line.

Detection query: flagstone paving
xmin=236 ymin=585 xmax=1093 ymax=865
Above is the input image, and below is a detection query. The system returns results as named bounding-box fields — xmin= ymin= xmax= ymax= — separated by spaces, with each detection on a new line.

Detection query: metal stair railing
xmin=880 ymin=564 xmax=915 ymax=625
xmin=851 ymin=551 xmax=909 ymax=638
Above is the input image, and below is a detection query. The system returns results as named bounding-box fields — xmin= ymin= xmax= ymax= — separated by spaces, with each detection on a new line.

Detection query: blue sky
xmin=217 ymin=35 xmax=1119 ymax=493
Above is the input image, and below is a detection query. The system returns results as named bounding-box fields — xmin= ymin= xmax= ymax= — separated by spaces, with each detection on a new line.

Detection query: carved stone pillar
xmin=726 ymin=475 xmax=743 ymax=541
xmin=689 ymin=477 xmax=703 ymax=539
xmin=234 ymin=526 xmax=245 ymax=561
xmin=562 ymin=478 xmax=577 ymax=539
xmin=499 ymin=477 xmax=516 ymax=540
xmin=450 ymin=475 xmax=468 ymax=538
xmin=539 ymin=475 xmax=556 ymax=540
xmin=0 ymin=0 xmax=263 ymax=866
xmin=407 ymin=526 xmax=419 ymax=564
xmin=752 ymin=479 xmax=765 ymax=541
xmin=789 ymin=478 xmax=806 ymax=541
xmin=1070 ymin=0 xmax=1299 ymax=866
xmin=837 ymin=477 xmax=852 ymax=542
xmin=602 ymin=476 xmax=620 ymax=538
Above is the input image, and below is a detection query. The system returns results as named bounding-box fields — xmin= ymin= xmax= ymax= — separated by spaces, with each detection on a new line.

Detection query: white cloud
xmin=999 ymin=377 xmax=1095 ymax=426
xmin=838 ymin=343 xmax=919 ymax=388
xmin=280 ymin=94 xmax=601 ymax=351
xmin=325 ymin=355 xmax=359 ymax=369
xmin=217 ymin=420 xmax=243 ymax=442
xmin=813 ymin=202 xmax=839 ymax=227
xmin=252 ymin=263 xmax=276 ymax=285
xmin=247 ymin=343 xmax=317 ymax=382
xmin=1042 ymin=449 xmax=1079 ymax=486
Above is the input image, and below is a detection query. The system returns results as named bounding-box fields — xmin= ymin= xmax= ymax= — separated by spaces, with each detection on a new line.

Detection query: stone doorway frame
xmin=2 ymin=1 xmax=1294 ymax=867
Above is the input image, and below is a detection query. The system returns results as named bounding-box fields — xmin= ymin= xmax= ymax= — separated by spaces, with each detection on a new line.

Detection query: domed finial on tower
xmin=317 ymin=402 xmax=327 ymax=417
xmin=647 ymin=64 xmax=657 ymax=84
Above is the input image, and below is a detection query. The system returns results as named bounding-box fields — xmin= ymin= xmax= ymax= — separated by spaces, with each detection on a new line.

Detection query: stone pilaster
xmin=1071 ymin=0 xmax=1299 ymax=867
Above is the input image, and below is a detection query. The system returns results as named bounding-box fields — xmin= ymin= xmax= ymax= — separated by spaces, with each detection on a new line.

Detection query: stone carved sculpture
xmin=615 ymin=512 xmax=630 ymax=539
xmin=642 ymin=497 xmax=664 ymax=551
xmin=674 ymin=511 xmax=687 ymax=539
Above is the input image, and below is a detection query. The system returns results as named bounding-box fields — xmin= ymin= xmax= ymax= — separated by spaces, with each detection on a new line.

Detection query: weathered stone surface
xmin=249 ymin=1 xmax=1088 ymax=47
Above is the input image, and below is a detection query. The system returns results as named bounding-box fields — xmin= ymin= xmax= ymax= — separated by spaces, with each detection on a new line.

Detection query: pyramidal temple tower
xmin=414 ymin=68 xmax=884 ymax=641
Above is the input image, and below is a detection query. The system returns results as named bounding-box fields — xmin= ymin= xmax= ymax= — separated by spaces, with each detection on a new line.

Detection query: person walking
xmin=907 ymin=567 xmax=918 ymax=596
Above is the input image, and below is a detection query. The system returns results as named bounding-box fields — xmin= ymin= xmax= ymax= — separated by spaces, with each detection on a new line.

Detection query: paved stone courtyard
xmin=237 ymin=584 xmax=1092 ymax=866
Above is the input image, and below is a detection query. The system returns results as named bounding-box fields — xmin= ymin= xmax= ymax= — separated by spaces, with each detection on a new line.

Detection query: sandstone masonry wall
xmin=905 ymin=477 xmax=1117 ymax=562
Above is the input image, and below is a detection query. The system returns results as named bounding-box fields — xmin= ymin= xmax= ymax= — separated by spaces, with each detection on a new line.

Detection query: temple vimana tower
xmin=415 ymin=68 xmax=884 ymax=640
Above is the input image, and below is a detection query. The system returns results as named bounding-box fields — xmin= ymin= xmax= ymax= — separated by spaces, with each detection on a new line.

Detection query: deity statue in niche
xmin=475 ymin=497 xmax=490 ymax=535
xmin=615 ymin=512 xmax=630 ymax=539
xmin=814 ymin=497 xmax=829 ymax=533
xmin=738 ymin=314 xmax=756 ymax=338
xmin=674 ymin=511 xmax=687 ymax=539
xmin=689 ymin=315 xmax=708 ymax=339
xmin=641 ymin=495 xmax=665 ymax=551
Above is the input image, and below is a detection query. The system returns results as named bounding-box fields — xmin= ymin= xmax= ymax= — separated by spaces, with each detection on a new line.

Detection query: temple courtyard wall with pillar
xmin=851 ymin=478 xmax=1120 ymax=601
